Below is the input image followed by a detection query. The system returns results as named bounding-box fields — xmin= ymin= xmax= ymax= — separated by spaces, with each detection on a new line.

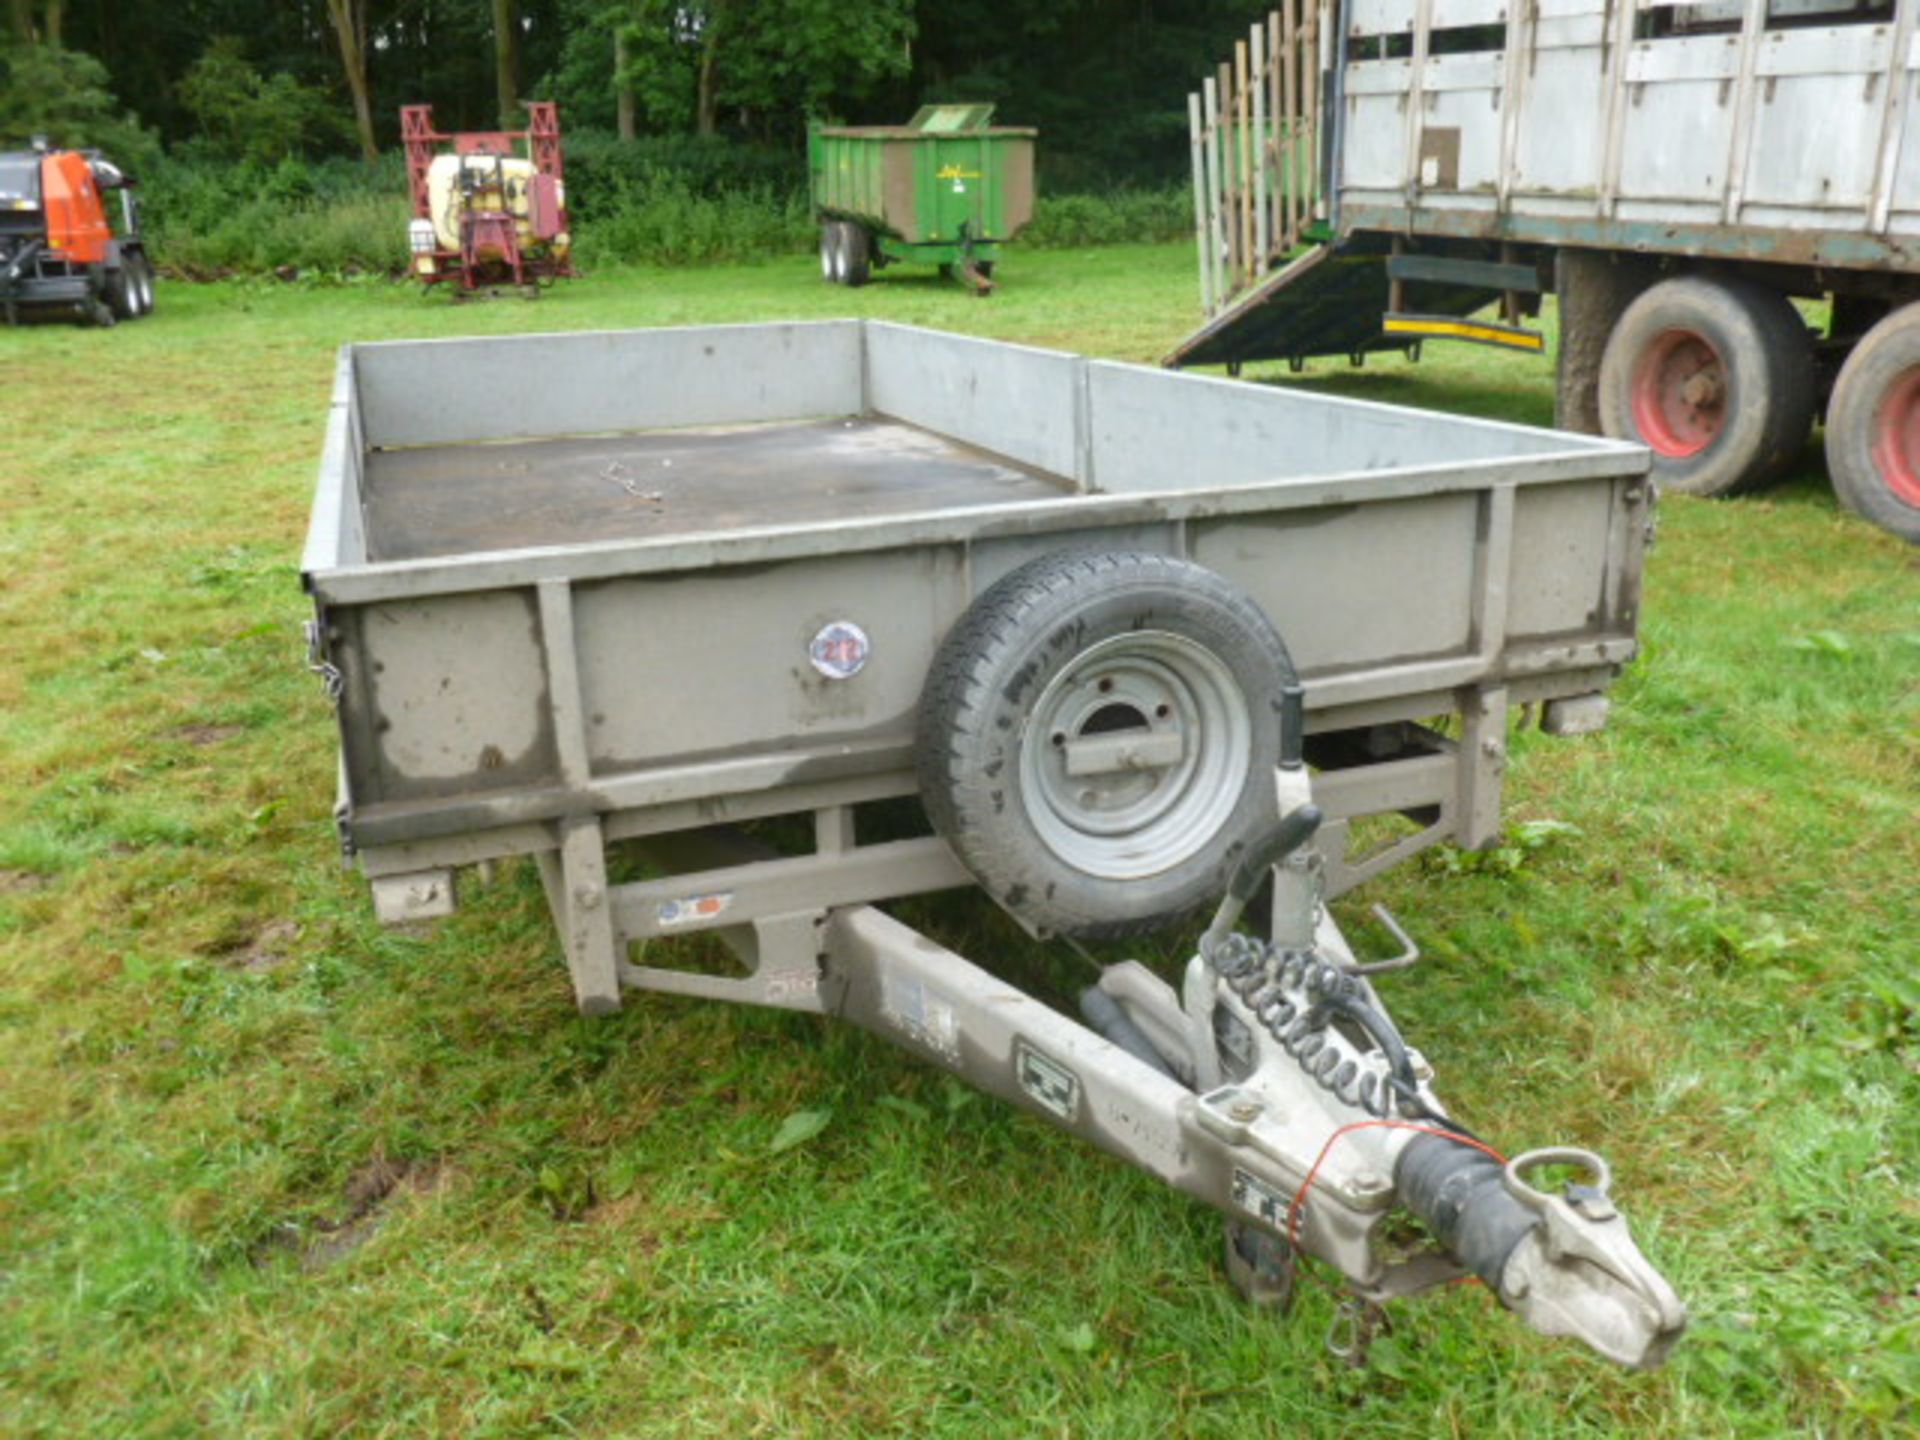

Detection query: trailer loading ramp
xmin=1163 ymin=243 xmax=1512 ymax=372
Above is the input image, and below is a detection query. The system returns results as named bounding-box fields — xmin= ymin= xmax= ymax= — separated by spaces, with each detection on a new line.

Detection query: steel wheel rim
xmin=1870 ymin=366 xmax=1920 ymax=508
xmin=819 ymin=228 xmax=835 ymax=280
xmin=1018 ymin=630 xmax=1252 ymax=881
xmin=1630 ymin=327 xmax=1726 ymax=458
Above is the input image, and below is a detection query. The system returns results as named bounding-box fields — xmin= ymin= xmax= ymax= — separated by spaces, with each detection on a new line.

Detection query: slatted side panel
xmin=1189 ymin=2 xmax=1330 ymax=314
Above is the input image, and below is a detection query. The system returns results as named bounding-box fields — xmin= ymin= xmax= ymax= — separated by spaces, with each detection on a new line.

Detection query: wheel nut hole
xmin=1097 ymin=677 xmax=1114 ymax=693
xmin=1155 ymin=703 xmax=1172 ymax=719
xmin=1050 ymin=731 xmax=1066 ymax=747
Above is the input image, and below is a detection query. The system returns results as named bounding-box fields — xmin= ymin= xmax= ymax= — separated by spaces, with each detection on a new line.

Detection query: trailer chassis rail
xmin=491 ymin=770 xmax=1684 ymax=1370
xmin=364 ymin=760 xmax=1686 ymax=1370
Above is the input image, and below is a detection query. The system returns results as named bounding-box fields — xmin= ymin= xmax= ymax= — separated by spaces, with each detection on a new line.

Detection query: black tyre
xmin=103 ymin=264 xmax=137 ymax=321
xmin=129 ymin=253 xmax=156 ymax=316
xmin=819 ymin=221 xmax=840 ymax=283
xmin=917 ymin=550 xmax=1294 ymax=939
xmin=1597 ymin=274 xmax=1814 ymax=497
xmin=1825 ymin=302 xmax=1920 ymax=542
xmin=841 ymin=224 xmax=871 ymax=287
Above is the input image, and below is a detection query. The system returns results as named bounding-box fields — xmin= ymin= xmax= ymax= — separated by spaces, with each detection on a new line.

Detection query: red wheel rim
xmin=1869 ymin=366 xmax=1920 ymax=508
xmin=1630 ymin=328 xmax=1726 ymax=458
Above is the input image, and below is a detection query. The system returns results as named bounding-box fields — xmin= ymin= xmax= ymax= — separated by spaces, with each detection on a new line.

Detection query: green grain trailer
xmin=810 ymin=104 xmax=1036 ymax=294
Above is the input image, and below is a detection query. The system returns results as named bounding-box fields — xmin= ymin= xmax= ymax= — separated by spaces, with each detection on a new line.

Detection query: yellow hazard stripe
xmin=1382 ymin=316 xmax=1546 ymax=352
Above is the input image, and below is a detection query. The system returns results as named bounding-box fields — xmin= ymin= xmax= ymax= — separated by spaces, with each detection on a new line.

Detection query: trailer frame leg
xmin=1456 ymin=685 xmax=1510 ymax=850
xmin=540 ymin=816 xmax=624 ymax=1015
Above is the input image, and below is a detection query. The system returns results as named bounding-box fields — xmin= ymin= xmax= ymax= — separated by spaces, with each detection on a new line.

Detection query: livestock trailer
xmin=809 ymin=105 xmax=1036 ymax=292
xmin=303 ymin=320 xmax=1683 ymax=1369
xmin=1173 ymin=0 xmax=1920 ymax=542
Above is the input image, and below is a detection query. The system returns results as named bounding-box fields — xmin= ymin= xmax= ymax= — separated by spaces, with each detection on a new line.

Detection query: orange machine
xmin=0 ymin=143 xmax=155 ymax=326
xmin=39 ymin=150 xmax=111 ymax=264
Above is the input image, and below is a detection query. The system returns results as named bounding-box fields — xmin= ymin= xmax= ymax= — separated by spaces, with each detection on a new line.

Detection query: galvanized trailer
xmin=303 ymin=321 xmax=1684 ymax=1368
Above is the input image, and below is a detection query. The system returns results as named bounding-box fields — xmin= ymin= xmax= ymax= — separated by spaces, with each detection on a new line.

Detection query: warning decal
xmin=881 ymin=974 xmax=960 ymax=1061
xmin=1232 ymin=1168 xmax=1289 ymax=1229
xmin=656 ymin=891 xmax=733 ymax=928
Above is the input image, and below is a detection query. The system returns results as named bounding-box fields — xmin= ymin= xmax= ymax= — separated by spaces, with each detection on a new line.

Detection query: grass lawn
xmin=2 ymin=243 xmax=1917 ymax=1437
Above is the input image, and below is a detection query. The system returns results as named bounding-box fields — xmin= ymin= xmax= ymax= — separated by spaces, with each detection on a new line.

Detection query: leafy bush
xmin=571 ymin=181 xmax=816 ymax=268
xmin=177 ymin=38 xmax=348 ymax=166
xmin=561 ymin=131 xmax=816 ymax=268
xmin=1022 ymin=188 xmax=1190 ymax=249
xmin=0 ymin=42 xmax=158 ymax=168
xmin=136 ymin=137 xmax=1193 ymax=277
xmin=563 ymin=131 xmax=802 ymax=210
xmin=142 ymin=155 xmax=411 ymax=276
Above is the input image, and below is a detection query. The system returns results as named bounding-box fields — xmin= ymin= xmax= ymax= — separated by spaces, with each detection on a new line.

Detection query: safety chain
xmin=1326 ymin=1294 xmax=1389 ymax=1368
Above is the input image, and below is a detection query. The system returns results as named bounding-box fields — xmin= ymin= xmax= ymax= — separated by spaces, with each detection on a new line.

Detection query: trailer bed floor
xmin=363 ymin=415 xmax=1072 ymax=561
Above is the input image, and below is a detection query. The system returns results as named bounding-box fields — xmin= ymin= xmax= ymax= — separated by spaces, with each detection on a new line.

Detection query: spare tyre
xmin=916 ymin=550 xmax=1297 ymax=939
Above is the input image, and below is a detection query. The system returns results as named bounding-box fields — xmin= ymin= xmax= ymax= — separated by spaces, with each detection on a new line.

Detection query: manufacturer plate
xmin=1015 ymin=1041 xmax=1081 ymax=1123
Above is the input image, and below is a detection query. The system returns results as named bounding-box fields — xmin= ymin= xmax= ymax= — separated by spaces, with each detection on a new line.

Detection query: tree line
xmin=2 ymin=1 xmax=1273 ymax=187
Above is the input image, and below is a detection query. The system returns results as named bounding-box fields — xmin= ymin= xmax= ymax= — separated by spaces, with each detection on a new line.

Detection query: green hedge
xmin=142 ymin=154 xmax=413 ymax=276
xmin=1022 ymin=188 xmax=1189 ymax=248
xmin=139 ymin=141 xmax=1191 ymax=278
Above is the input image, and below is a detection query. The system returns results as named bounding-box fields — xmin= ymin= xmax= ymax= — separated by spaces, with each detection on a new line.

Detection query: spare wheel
xmin=916 ymin=550 xmax=1297 ymax=939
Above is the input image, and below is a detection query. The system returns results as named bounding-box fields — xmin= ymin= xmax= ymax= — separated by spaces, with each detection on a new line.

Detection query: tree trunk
xmin=325 ymin=0 xmax=379 ymax=162
xmin=614 ymin=25 xmax=635 ymax=141
xmin=8 ymin=0 xmax=34 ymax=43
xmin=492 ymin=0 xmax=520 ymax=129
xmin=42 ymin=0 xmax=58 ymax=45
xmin=696 ymin=26 xmax=718 ymax=136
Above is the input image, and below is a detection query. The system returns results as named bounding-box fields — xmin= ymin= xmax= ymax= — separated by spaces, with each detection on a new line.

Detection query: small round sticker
xmin=809 ymin=620 xmax=871 ymax=680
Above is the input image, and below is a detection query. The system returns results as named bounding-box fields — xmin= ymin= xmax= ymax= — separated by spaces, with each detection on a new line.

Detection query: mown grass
xmin=2 ymin=244 xmax=1917 ymax=1437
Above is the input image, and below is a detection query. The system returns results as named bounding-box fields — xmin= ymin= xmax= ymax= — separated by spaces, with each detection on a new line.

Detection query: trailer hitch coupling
xmin=1181 ymin=797 xmax=1688 ymax=1369
xmin=1396 ymin=1136 xmax=1687 ymax=1369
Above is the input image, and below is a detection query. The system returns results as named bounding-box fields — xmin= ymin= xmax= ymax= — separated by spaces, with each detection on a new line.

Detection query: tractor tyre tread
xmin=1597 ymin=274 xmax=1814 ymax=498
xmin=1825 ymin=302 xmax=1920 ymax=542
